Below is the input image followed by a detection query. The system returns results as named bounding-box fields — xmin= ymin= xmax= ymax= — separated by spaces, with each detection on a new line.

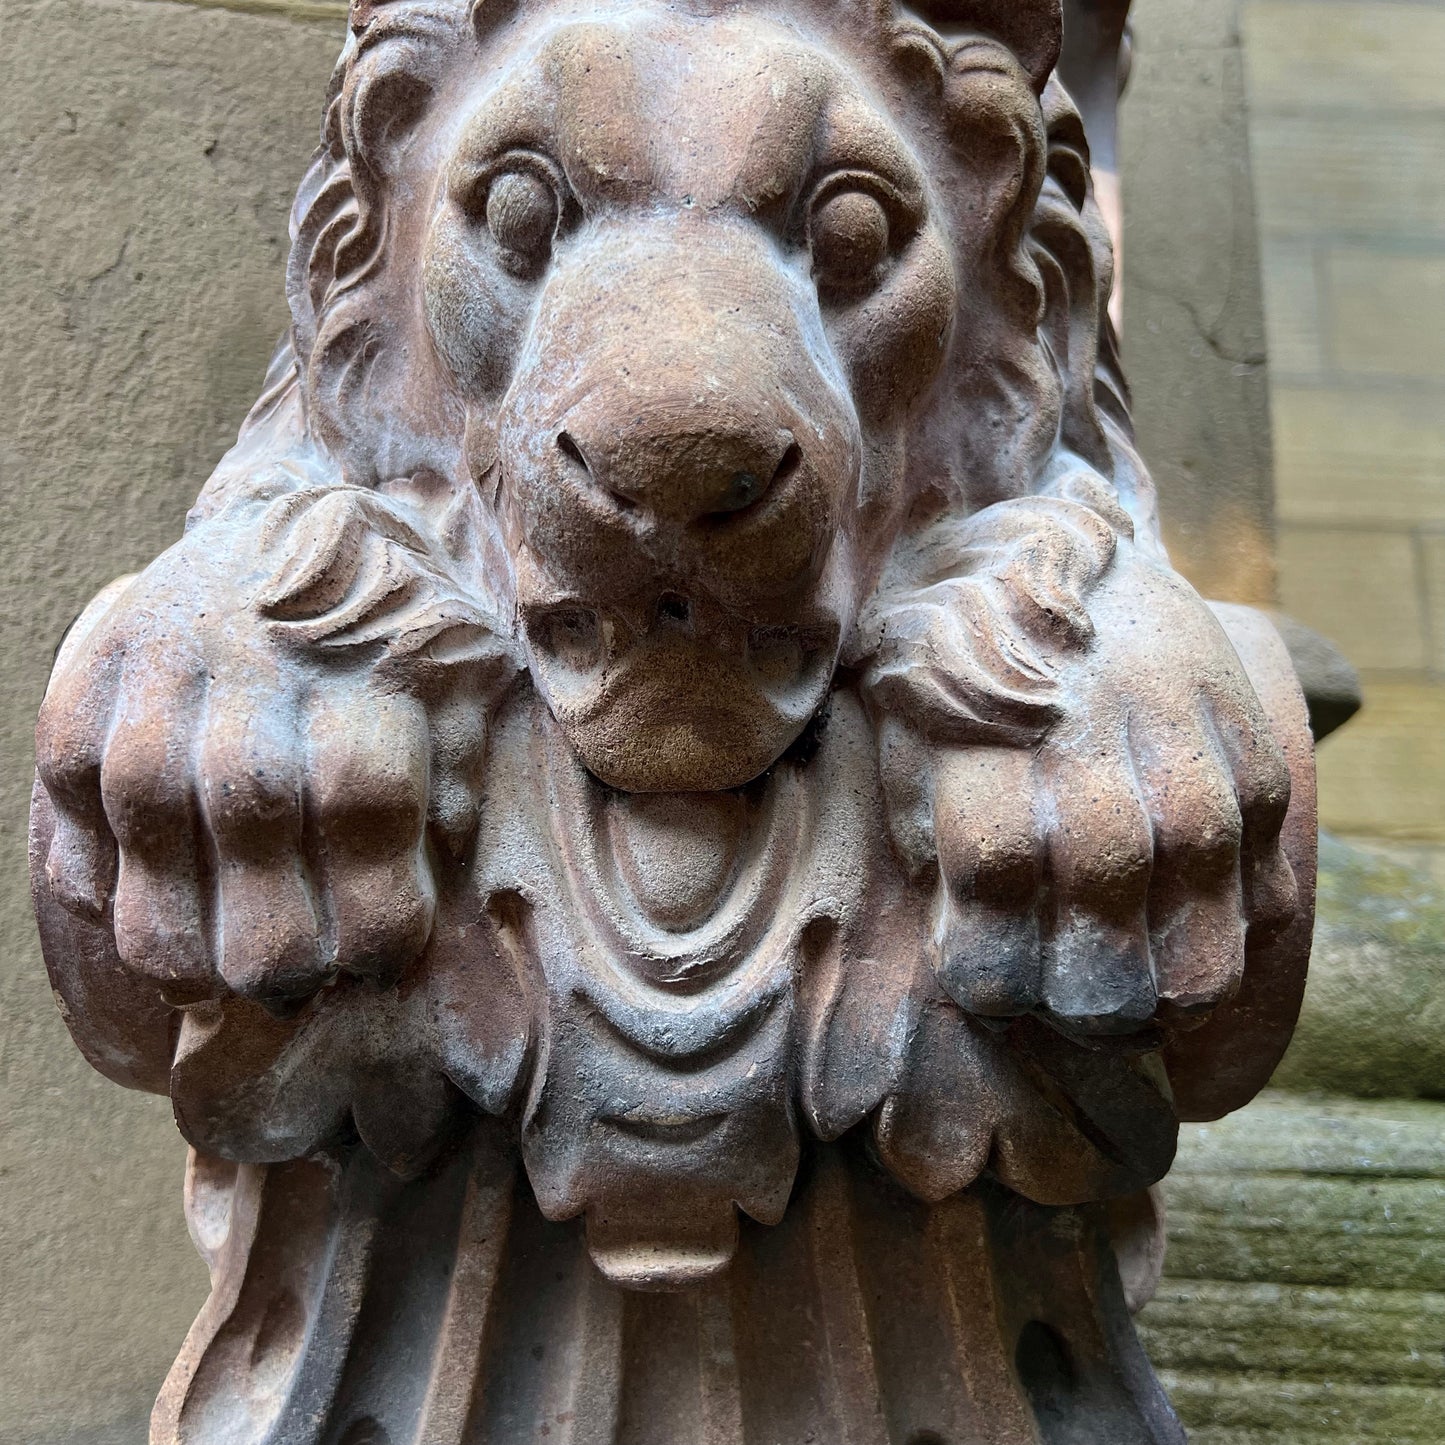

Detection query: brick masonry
xmin=1244 ymin=0 xmax=1445 ymax=843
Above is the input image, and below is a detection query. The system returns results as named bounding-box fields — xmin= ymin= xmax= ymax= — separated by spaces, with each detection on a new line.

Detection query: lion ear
xmin=903 ymin=0 xmax=1061 ymax=89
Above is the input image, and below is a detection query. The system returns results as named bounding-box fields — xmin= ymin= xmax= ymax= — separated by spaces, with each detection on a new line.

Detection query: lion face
xmin=286 ymin=0 xmax=1106 ymax=794
xmin=413 ymin=9 xmax=955 ymax=789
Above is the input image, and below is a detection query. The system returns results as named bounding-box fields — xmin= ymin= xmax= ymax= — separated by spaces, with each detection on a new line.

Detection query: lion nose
xmin=556 ymin=419 xmax=803 ymax=525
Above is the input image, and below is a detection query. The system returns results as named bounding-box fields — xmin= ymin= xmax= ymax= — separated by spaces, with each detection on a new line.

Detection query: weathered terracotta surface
xmin=29 ymin=1 xmax=1315 ymax=1440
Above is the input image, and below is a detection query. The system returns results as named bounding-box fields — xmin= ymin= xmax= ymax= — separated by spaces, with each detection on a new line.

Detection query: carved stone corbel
xmin=31 ymin=2 xmax=1315 ymax=1441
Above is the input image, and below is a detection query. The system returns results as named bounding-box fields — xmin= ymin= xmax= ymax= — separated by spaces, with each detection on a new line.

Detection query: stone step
xmin=1139 ymin=1093 xmax=1445 ymax=1442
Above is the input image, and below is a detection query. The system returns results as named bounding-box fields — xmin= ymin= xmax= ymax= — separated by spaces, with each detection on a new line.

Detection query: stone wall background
xmin=0 ymin=0 xmax=1440 ymax=1441
xmin=0 ymin=4 xmax=343 ymax=1440
xmin=1120 ymin=0 xmax=1278 ymax=609
xmin=1241 ymin=0 xmax=1445 ymax=857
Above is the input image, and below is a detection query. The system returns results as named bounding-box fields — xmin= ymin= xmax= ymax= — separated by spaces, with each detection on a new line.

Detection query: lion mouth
xmin=519 ymin=587 xmax=842 ymax=791
xmin=524 ymin=592 xmax=837 ymax=706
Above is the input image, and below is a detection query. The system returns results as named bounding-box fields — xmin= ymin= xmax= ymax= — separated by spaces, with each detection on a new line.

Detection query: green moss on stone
xmin=1140 ymin=1096 xmax=1445 ymax=1441
xmin=1271 ymin=835 xmax=1445 ymax=1099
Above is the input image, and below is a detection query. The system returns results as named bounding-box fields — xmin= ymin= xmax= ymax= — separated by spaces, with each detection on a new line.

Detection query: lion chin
xmin=522 ymin=605 xmax=844 ymax=792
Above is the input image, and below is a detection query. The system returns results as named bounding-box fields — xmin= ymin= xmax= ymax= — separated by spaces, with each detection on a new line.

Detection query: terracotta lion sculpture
xmin=30 ymin=1 xmax=1315 ymax=1441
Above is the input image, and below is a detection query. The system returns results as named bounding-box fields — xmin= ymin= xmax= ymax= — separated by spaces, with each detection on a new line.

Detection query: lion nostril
xmin=656 ymin=592 xmax=691 ymax=627
xmin=772 ymin=441 xmax=803 ymax=487
xmin=557 ymin=430 xmax=591 ymax=476
xmin=721 ymin=470 xmax=765 ymax=513
xmin=560 ymin=429 xmax=638 ymax=512
xmin=701 ymin=442 xmax=802 ymax=523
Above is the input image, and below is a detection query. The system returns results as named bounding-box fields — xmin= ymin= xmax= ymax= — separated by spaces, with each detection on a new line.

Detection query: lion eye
xmin=486 ymin=169 xmax=560 ymax=269
xmin=809 ymin=189 xmax=890 ymax=292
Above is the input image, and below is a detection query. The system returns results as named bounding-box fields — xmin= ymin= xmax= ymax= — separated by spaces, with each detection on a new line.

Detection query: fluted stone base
xmin=155 ymin=1128 xmax=1184 ymax=1445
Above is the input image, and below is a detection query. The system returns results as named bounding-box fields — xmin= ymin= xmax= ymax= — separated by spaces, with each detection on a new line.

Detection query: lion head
xmin=212 ymin=0 xmax=1152 ymax=794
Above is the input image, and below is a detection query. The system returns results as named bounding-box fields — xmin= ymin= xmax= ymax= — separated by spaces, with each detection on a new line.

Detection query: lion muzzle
xmin=497 ymin=219 xmax=862 ymax=792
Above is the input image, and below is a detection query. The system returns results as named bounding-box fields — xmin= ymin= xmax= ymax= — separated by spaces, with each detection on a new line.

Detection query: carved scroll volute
xmin=30 ymin=0 xmax=1313 ymax=1439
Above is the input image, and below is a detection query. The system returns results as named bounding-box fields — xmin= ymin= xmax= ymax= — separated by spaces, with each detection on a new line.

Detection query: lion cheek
xmin=420 ymin=218 xmax=529 ymax=400
xmin=827 ymin=226 xmax=957 ymax=429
